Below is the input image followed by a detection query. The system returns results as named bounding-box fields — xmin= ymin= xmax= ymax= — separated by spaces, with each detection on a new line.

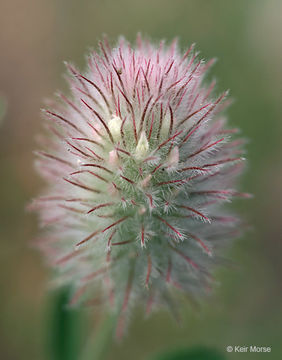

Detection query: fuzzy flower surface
xmin=32 ymin=36 xmax=249 ymax=337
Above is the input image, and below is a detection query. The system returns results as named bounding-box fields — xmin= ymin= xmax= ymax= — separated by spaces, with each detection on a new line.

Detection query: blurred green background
xmin=0 ymin=0 xmax=281 ymax=359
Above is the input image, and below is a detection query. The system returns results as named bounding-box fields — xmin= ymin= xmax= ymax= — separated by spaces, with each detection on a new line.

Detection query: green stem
xmin=81 ymin=312 xmax=118 ymax=360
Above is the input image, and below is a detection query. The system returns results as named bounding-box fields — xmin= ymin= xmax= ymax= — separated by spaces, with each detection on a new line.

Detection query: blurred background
xmin=0 ymin=0 xmax=281 ymax=359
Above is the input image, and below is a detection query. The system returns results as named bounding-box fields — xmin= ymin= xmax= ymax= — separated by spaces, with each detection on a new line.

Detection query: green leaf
xmin=0 ymin=96 xmax=7 ymax=125
xmin=148 ymin=346 xmax=226 ymax=360
xmin=47 ymin=287 xmax=82 ymax=360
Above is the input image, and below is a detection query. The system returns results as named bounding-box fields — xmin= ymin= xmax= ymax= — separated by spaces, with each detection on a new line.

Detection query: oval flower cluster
xmin=32 ymin=36 xmax=248 ymax=337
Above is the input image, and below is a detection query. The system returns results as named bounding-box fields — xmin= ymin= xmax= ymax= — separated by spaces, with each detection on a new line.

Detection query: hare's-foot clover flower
xmin=31 ymin=35 xmax=249 ymax=338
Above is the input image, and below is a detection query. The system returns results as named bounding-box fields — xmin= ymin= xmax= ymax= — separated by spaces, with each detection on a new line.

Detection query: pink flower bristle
xmin=32 ymin=35 xmax=249 ymax=336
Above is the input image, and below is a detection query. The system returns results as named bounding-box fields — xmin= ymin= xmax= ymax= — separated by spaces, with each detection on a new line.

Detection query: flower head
xmin=32 ymin=35 xmax=249 ymax=338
